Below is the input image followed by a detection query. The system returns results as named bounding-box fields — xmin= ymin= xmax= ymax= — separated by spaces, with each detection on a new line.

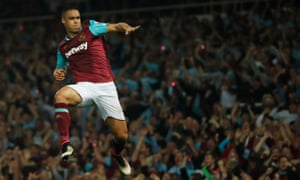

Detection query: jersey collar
xmin=65 ymin=26 xmax=83 ymax=41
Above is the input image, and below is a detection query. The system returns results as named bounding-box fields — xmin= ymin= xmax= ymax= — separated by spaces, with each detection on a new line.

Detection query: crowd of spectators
xmin=0 ymin=0 xmax=203 ymax=19
xmin=0 ymin=1 xmax=300 ymax=180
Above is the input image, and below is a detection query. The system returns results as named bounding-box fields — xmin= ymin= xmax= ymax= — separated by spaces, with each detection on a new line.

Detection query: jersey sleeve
xmin=56 ymin=50 xmax=69 ymax=68
xmin=89 ymin=19 xmax=108 ymax=36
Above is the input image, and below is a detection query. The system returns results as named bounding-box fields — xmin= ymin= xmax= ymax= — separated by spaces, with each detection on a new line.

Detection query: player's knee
xmin=54 ymin=87 xmax=81 ymax=105
xmin=54 ymin=92 xmax=68 ymax=103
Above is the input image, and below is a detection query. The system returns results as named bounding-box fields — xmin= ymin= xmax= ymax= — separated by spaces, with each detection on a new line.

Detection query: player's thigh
xmin=97 ymin=95 xmax=128 ymax=138
xmin=55 ymin=86 xmax=82 ymax=105
xmin=93 ymin=83 xmax=125 ymax=121
xmin=66 ymin=83 xmax=96 ymax=107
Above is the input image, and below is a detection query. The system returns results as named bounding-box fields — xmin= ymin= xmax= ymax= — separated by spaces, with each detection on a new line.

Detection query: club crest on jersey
xmin=65 ymin=41 xmax=88 ymax=58
xmin=78 ymin=35 xmax=85 ymax=42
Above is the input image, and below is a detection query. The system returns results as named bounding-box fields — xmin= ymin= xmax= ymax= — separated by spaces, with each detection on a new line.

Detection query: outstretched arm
xmin=107 ymin=22 xmax=140 ymax=35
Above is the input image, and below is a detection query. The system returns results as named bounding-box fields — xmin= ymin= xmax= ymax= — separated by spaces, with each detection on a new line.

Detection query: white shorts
xmin=67 ymin=82 xmax=125 ymax=121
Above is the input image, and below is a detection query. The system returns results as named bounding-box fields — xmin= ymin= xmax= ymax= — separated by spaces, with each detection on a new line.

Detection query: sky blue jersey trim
xmin=89 ymin=19 xmax=108 ymax=36
xmin=56 ymin=50 xmax=69 ymax=68
xmin=55 ymin=108 xmax=69 ymax=113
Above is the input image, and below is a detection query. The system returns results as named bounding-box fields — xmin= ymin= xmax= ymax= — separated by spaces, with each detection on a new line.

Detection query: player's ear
xmin=61 ymin=17 xmax=66 ymax=24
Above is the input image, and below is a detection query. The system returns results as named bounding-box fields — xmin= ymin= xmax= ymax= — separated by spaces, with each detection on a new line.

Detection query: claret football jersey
xmin=57 ymin=20 xmax=114 ymax=83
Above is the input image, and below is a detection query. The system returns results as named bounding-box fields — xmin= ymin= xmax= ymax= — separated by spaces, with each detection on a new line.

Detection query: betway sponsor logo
xmin=65 ymin=42 xmax=88 ymax=58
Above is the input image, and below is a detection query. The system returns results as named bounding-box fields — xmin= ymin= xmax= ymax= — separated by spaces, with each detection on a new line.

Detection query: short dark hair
xmin=61 ymin=3 xmax=80 ymax=17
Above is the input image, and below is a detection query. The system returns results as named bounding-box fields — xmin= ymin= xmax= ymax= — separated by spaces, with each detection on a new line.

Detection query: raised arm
xmin=107 ymin=22 xmax=140 ymax=35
